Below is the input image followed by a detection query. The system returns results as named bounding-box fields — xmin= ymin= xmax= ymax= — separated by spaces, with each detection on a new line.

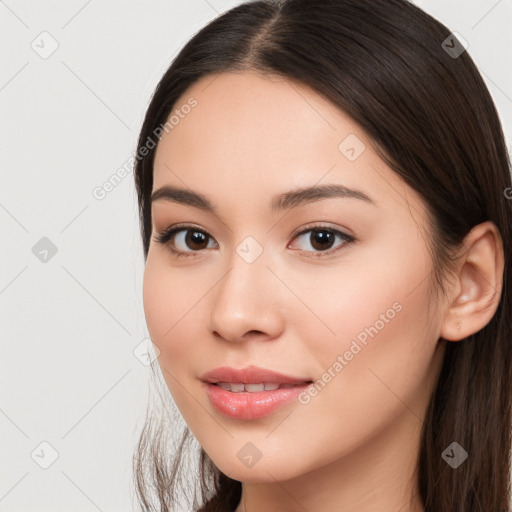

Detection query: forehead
xmin=154 ymin=70 xmax=349 ymax=162
xmin=152 ymin=71 xmax=427 ymax=222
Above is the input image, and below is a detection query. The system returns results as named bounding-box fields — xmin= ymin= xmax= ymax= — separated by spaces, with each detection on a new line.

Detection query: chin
xmin=208 ymin=451 xmax=309 ymax=483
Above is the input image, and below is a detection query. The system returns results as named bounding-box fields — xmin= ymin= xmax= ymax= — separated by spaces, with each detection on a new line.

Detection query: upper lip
xmin=200 ymin=365 xmax=311 ymax=385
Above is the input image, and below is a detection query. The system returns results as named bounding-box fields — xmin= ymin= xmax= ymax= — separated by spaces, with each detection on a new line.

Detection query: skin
xmin=142 ymin=71 xmax=504 ymax=512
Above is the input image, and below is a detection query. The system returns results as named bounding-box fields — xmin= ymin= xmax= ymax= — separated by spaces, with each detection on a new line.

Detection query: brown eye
xmin=182 ymin=230 xmax=210 ymax=250
xmin=308 ymin=230 xmax=336 ymax=251
xmin=154 ymin=225 xmax=217 ymax=256
xmin=290 ymin=225 xmax=355 ymax=257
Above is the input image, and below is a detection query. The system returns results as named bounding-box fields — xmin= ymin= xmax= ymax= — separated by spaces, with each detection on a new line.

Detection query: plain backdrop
xmin=1 ymin=1 xmax=511 ymax=510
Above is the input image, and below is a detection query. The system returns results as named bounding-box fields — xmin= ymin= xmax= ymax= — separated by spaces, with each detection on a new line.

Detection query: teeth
xmin=215 ymin=382 xmax=300 ymax=392
xmin=245 ymin=383 xmax=264 ymax=392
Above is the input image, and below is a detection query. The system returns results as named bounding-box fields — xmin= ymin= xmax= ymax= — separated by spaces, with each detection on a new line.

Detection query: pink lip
xmin=200 ymin=365 xmax=312 ymax=420
xmin=200 ymin=365 xmax=310 ymax=385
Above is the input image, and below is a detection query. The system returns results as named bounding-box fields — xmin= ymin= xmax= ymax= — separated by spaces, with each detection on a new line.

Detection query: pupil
xmin=187 ymin=230 xmax=208 ymax=249
xmin=311 ymin=230 xmax=333 ymax=250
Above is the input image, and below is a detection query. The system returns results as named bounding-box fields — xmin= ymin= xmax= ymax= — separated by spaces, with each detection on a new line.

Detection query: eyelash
xmin=153 ymin=223 xmax=355 ymax=259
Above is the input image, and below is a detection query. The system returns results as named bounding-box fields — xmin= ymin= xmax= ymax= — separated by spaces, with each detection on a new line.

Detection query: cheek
xmin=142 ymin=254 xmax=211 ymax=388
xmin=142 ymin=262 xmax=195 ymax=415
xmin=291 ymin=239 xmax=437 ymax=411
xmin=287 ymin=253 xmax=428 ymax=362
xmin=142 ymin=256 xmax=169 ymax=346
xmin=328 ymin=289 xmax=433 ymax=389
xmin=310 ymin=232 xmax=433 ymax=356
xmin=142 ymin=256 xmax=193 ymax=360
xmin=269 ymin=276 xmax=438 ymax=475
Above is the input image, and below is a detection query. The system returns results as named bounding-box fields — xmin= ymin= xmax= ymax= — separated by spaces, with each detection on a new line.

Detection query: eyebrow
xmin=150 ymin=183 xmax=376 ymax=213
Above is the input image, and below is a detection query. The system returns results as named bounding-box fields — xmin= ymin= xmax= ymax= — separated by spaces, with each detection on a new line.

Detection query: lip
xmin=200 ymin=365 xmax=310 ymax=385
xmin=200 ymin=365 xmax=312 ymax=420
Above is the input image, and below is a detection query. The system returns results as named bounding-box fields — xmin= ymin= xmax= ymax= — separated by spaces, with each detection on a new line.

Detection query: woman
xmin=132 ymin=0 xmax=512 ymax=510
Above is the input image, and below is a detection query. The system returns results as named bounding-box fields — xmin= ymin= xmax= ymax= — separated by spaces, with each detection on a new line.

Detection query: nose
xmin=207 ymin=246 xmax=285 ymax=344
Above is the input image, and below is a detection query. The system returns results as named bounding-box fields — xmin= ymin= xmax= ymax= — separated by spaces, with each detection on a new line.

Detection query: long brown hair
xmin=132 ymin=0 xmax=512 ymax=510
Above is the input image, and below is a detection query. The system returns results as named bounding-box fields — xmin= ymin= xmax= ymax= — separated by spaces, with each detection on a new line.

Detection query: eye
xmin=153 ymin=224 xmax=217 ymax=257
xmin=153 ymin=223 xmax=355 ymax=258
xmin=288 ymin=224 xmax=355 ymax=258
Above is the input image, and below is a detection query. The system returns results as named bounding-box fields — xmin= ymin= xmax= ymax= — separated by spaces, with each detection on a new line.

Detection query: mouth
xmin=212 ymin=382 xmax=308 ymax=392
xmin=200 ymin=365 xmax=311 ymax=386
xmin=200 ymin=366 xmax=313 ymax=420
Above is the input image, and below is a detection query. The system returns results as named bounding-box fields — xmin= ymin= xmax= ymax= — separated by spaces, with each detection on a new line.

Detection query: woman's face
xmin=143 ymin=71 xmax=447 ymax=483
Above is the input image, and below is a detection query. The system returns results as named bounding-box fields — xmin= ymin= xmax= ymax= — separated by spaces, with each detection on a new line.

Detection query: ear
xmin=440 ymin=221 xmax=504 ymax=342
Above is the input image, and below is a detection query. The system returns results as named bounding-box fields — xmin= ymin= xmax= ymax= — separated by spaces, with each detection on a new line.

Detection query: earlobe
xmin=440 ymin=221 xmax=504 ymax=342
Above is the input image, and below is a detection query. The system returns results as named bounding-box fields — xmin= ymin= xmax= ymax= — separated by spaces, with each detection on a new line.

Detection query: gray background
xmin=1 ymin=1 xmax=511 ymax=510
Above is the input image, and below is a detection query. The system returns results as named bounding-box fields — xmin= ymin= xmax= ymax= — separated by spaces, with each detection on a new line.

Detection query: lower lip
xmin=204 ymin=382 xmax=311 ymax=420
